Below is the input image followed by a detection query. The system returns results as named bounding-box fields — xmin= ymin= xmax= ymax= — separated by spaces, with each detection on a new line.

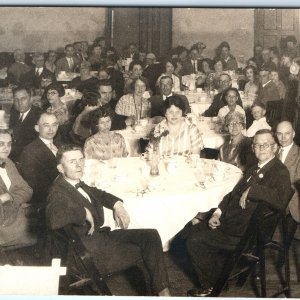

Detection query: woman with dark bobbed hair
xmin=45 ymin=82 xmax=69 ymax=125
xmin=244 ymin=65 xmax=259 ymax=101
xmin=84 ymin=106 xmax=128 ymax=160
xmin=115 ymin=76 xmax=151 ymax=119
xmin=147 ymin=95 xmax=203 ymax=156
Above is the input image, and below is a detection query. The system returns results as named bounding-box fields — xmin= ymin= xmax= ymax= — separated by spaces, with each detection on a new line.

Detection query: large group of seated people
xmin=0 ymin=35 xmax=300 ymax=296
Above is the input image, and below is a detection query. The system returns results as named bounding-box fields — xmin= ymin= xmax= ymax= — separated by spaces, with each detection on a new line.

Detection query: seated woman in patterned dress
xmin=115 ymin=76 xmax=151 ymax=122
xmin=147 ymin=96 xmax=204 ymax=156
xmin=83 ymin=106 xmax=128 ymax=160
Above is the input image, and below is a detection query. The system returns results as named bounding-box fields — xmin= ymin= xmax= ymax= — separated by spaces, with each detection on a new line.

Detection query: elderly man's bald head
xmin=276 ymin=121 xmax=295 ymax=147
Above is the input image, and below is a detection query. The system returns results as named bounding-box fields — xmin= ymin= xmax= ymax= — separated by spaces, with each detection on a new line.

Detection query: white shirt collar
xmin=39 ymin=136 xmax=53 ymax=146
xmin=20 ymin=108 xmax=31 ymax=121
xmin=280 ymin=142 xmax=294 ymax=163
xmin=163 ymin=93 xmax=173 ymax=100
xmin=258 ymin=155 xmax=275 ymax=169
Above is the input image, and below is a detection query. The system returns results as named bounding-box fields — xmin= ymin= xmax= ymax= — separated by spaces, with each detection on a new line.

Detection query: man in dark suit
xmin=7 ymin=49 xmax=31 ymax=85
xmin=20 ymin=52 xmax=56 ymax=89
xmin=55 ymin=44 xmax=81 ymax=75
xmin=202 ymin=73 xmax=243 ymax=117
xmin=149 ymin=75 xmax=191 ymax=118
xmin=276 ymin=121 xmax=300 ymax=248
xmin=142 ymin=53 xmax=163 ymax=93
xmin=105 ymin=54 xmax=125 ymax=101
xmin=46 ymin=145 xmax=170 ymax=296
xmin=180 ymin=46 xmax=202 ymax=76
xmin=19 ymin=112 xmax=60 ymax=212
xmin=185 ymin=129 xmax=292 ymax=296
xmin=257 ymin=68 xmax=281 ymax=105
xmin=9 ymin=87 xmax=42 ymax=163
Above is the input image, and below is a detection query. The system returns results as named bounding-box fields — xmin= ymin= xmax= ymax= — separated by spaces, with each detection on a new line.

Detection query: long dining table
xmin=82 ymin=156 xmax=242 ymax=251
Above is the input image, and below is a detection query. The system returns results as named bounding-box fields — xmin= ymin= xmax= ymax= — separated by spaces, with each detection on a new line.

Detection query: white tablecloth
xmin=82 ymin=157 xmax=242 ymax=251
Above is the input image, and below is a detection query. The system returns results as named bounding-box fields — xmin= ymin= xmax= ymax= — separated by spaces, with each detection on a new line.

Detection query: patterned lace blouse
xmin=84 ymin=131 xmax=128 ymax=160
xmin=115 ymin=93 xmax=151 ymax=119
xmin=148 ymin=118 xmax=204 ymax=156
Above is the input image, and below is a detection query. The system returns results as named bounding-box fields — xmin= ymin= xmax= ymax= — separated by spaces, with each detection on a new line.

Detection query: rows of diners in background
xmin=1 ymin=34 xmax=300 ymax=269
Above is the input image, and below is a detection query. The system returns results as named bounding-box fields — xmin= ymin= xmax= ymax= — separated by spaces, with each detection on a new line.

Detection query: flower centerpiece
xmin=148 ymin=121 xmax=169 ymax=175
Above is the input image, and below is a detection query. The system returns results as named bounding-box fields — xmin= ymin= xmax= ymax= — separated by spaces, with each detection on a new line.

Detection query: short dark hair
xmin=96 ymin=79 xmax=113 ymax=90
xmin=12 ymin=86 xmax=31 ymax=97
xmin=129 ymin=76 xmax=150 ymax=94
xmin=159 ymin=75 xmax=173 ymax=85
xmin=45 ymin=82 xmax=65 ymax=98
xmin=90 ymin=105 xmax=115 ymax=133
xmin=81 ymin=91 xmax=99 ymax=107
xmin=254 ymin=129 xmax=278 ymax=145
xmin=225 ymin=87 xmax=239 ymax=97
xmin=56 ymin=144 xmax=83 ymax=164
xmin=251 ymin=101 xmax=266 ymax=110
xmin=129 ymin=60 xmax=143 ymax=71
xmin=161 ymin=95 xmax=187 ymax=116
xmin=244 ymin=65 xmax=258 ymax=76
xmin=65 ymin=44 xmax=74 ymax=50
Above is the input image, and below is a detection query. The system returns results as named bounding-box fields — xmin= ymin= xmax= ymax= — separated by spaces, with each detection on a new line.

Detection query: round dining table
xmin=82 ymin=156 xmax=242 ymax=251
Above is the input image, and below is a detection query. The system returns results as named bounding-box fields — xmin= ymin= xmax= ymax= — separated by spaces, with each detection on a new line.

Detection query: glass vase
xmin=150 ymin=148 xmax=160 ymax=176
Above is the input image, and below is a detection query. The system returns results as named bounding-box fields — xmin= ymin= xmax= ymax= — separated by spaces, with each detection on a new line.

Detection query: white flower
xmin=259 ymin=173 xmax=264 ymax=179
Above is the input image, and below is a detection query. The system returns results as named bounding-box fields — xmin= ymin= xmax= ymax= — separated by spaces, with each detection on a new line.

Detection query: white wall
xmin=0 ymin=7 xmax=106 ymax=52
xmin=172 ymin=8 xmax=255 ymax=60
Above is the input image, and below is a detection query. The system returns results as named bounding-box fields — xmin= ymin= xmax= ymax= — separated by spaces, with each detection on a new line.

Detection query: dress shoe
xmin=187 ymin=287 xmax=213 ymax=297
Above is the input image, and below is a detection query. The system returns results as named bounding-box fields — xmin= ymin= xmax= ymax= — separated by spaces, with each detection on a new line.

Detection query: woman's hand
xmin=83 ymin=105 xmax=99 ymax=113
xmin=0 ymin=193 xmax=12 ymax=204
xmin=208 ymin=214 xmax=221 ymax=229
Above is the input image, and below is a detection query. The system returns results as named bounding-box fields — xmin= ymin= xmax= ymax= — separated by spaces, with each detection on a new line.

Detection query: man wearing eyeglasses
xmin=276 ymin=121 xmax=300 ymax=256
xmin=185 ymin=129 xmax=292 ymax=297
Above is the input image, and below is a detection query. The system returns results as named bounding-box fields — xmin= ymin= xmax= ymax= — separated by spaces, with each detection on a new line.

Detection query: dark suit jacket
xmin=46 ymin=175 xmax=121 ymax=239
xmin=142 ymin=62 xmax=164 ymax=93
xmin=9 ymin=105 xmax=42 ymax=162
xmin=203 ymin=88 xmax=243 ymax=117
xmin=218 ymin=157 xmax=292 ymax=237
xmin=19 ymin=138 xmax=60 ymax=207
xmin=283 ymin=143 xmax=300 ymax=223
xmin=149 ymin=93 xmax=191 ymax=117
xmin=180 ymin=59 xmax=202 ymax=76
xmin=55 ymin=56 xmax=81 ymax=74
xmin=106 ymin=66 xmax=125 ymax=100
xmin=19 ymin=67 xmax=56 ymax=89
xmin=7 ymin=62 xmax=31 ymax=85
xmin=219 ymin=135 xmax=257 ymax=172
xmin=257 ymin=81 xmax=280 ymax=105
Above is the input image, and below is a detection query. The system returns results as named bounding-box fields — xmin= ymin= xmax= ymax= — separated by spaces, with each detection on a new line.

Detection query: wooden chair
xmin=47 ymin=224 xmax=151 ymax=295
xmin=266 ymin=100 xmax=283 ymax=129
xmin=210 ymin=190 xmax=294 ymax=298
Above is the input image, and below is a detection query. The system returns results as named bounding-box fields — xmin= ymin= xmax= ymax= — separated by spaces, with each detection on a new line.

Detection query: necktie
xmin=35 ymin=68 xmax=40 ymax=76
xmin=48 ymin=142 xmax=58 ymax=156
xmin=69 ymin=58 xmax=74 ymax=70
xmin=75 ymin=181 xmax=85 ymax=189
xmin=19 ymin=113 xmax=24 ymax=122
xmin=193 ymin=61 xmax=196 ymax=73
xmin=247 ymin=166 xmax=260 ymax=182
xmin=277 ymin=148 xmax=283 ymax=162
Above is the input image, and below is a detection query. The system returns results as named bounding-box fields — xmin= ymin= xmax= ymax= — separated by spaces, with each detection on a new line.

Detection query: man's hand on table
xmin=84 ymin=207 xmax=95 ymax=235
xmin=113 ymin=201 xmax=130 ymax=229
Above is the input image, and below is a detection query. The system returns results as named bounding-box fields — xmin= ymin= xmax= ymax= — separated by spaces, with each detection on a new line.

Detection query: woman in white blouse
xmin=156 ymin=59 xmax=181 ymax=93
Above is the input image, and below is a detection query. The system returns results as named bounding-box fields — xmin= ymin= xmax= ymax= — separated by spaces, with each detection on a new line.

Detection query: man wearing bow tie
xmin=46 ymin=145 xmax=170 ymax=296
xmin=276 ymin=121 xmax=300 ymax=251
xmin=185 ymin=129 xmax=292 ymax=297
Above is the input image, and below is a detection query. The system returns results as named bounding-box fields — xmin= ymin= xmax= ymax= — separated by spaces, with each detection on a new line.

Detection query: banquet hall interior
xmin=1 ymin=7 xmax=300 ymax=297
